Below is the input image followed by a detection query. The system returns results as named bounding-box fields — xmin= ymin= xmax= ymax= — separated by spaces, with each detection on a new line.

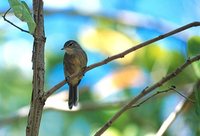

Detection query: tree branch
xmin=94 ymin=54 xmax=200 ymax=136
xmin=86 ymin=22 xmax=200 ymax=72
xmin=26 ymin=0 xmax=46 ymax=136
xmin=2 ymin=8 xmax=30 ymax=34
xmin=44 ymin=22 xmax=200 ymax=98
xmin=43 ymin=80 xmax=66 ymax=100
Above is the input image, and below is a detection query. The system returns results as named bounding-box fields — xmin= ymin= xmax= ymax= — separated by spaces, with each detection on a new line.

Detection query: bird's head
xmin=61 ymin=40 xmax=81 ymax=54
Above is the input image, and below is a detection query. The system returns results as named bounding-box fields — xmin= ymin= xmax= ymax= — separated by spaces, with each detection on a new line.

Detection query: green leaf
xmin=8 ymin=0 xmax=23 ymax=19
xmin=188 ymin=36 xmax=200 ymax=56
xmin=21 ymin=1 xmax=31 ymax=15
xmin=21 ymin=2 xmax=36 ymax=34
xmin=187 ymin=36 xmax=200 ymax=78
xmin=27 ymin=20 xmax=36 ymax=34
xmin=193 ymin=62 xmax=200 ymax=79
xmin=8 ymin=0 xmax=36 ymax=34
xmin=194 ymin=81 xmax=200 ymax=117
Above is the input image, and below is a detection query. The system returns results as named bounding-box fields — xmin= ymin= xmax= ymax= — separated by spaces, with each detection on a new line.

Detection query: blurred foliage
xmin=188 ymin=36 xmax=200 ymax=78
xmin=135 ymin=43 xmax=186 ymax=72
xmin=80 ymin=27 xmax=138 ymax=64
xmin=188 ymin=36 xmax=200 ymax=56
xmin=1 ymin=0 xmax=200 ymax=136
xmin=45 ymin=51 xmax=63 ymax=75
xmin=0 ymin=68 xmax=31 ymax=117
xmin=194 ymin=80 xmax=200 ymax=117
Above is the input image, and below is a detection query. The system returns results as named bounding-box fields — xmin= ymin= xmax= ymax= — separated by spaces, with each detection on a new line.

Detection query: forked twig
xmin=172 ymin=87 xmax=195 ymax=103
xmin=131 ymin=87 xmax=174 ymax=108
xmin=2 ymin=8 xmax=30 ymax=34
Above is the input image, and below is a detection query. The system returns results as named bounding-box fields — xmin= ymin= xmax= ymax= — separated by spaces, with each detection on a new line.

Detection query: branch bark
xmin=26 ymin=0 xmax=46 ymax=136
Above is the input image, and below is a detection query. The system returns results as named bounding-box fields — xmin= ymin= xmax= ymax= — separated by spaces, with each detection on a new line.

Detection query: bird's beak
xmin=61 ymin=47 xmax=64 ymax=50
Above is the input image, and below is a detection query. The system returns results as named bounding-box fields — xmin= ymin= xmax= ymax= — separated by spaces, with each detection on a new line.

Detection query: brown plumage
xmin=61 ymin=40 xmax=87 ymax=109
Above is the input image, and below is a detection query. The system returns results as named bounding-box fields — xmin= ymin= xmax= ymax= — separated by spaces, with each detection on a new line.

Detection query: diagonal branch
xmin=43 ymin=80 xmax=66 ymax=99
xmin=44 ymin=21 xmax=200 ymax=98
xmin=94 ymin=54 xmax=200 ymax=136
xmin=2 ymin=8 xmax=30 ymax=34
xmin=86 ymin=22 xmax=200 ymax=72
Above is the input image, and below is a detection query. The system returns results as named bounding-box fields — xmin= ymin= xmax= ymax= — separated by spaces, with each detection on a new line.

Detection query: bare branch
xmin=44 ymin=22 xmax=200 ymax=98
xmin=85 ymin=22 xmax=200 ymax=72
xmin=2 ymin=8 xmax=30 ymax=34
xmin=94 ymin=54 xmax=200 ymax=136
xmin=131 ymin=87 xmax=173 ymax=108
xmin=171 ymin=87 xmax=195 ymax=103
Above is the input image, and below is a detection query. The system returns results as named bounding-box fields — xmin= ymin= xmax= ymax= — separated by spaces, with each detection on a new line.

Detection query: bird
xmin=61 ymin=40 xmax=88 ymax=109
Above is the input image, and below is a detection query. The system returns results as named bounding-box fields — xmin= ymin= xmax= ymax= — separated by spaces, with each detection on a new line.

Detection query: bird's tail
xmin=68 ymin=84 xmax=78 ymax=109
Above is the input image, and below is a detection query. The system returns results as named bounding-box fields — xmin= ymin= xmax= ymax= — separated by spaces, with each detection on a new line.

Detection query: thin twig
xmin=94 ymin=55 xmax=200 ymax=136
xmin=2 ymin=8 xmax=30 ymax=34
xmin=171 ymin=87 xmax=195 ymax=103
xmin=44 ymin=22 xmax=200 ymax=98
xmin=131 ymin=87 xmax=173 ymax=108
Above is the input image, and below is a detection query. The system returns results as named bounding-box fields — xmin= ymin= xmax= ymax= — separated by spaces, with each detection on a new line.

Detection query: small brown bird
xmin=61 ymin=40 xmax=87 ymax=109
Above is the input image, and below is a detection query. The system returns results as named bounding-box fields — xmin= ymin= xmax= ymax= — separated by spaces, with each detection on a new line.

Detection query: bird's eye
xmin=68 ymin=42 xmax=73 ymax=47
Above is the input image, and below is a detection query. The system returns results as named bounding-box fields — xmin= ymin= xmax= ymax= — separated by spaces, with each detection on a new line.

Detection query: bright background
xmin=0 ymin=0 xmax=200 ymax=136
